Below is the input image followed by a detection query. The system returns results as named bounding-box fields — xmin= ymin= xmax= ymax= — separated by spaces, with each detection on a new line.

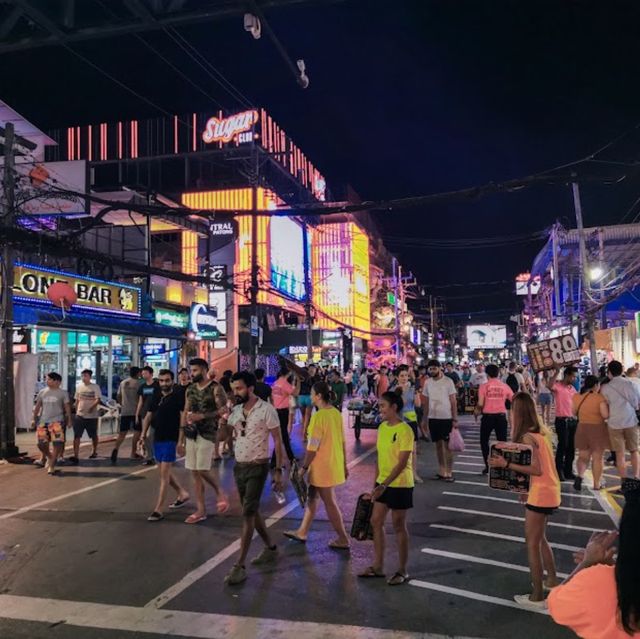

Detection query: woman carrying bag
xmin=571 ymin=375 xmax=609 ymax=492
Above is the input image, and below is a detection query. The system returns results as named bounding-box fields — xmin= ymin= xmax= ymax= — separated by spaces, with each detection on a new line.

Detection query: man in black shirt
xmin=253 ymin=368 xmax=272 ymax=403
xmin=136 ymin=366 xmax=160 ymax=465
xmin=142 ymin=369 xmax=190 ymax=521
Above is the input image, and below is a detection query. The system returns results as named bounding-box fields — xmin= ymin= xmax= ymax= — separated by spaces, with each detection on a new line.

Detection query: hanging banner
xmin=527 ymin=335 xmax=581 ymax=372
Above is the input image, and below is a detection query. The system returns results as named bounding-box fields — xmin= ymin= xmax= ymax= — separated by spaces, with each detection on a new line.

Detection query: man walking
xmin=180 ymin=358 xmax=229 ymax=524
xmin=111 ymin=366 xmax=142 ymax=464
xmin=33 ymin=372 xmax=72 ymax=475
xmin=551 ymin=366 xmax=578 ymax=481
xmin=422 ymin=359 xmax=459 ymax=481
xmin=136 ymin=366 xmax=159 ymax=465
xmin=329 ymin=370 xmax=348 ymax=411
xmin=253 ymin=368 xmax=273 ymax=403
xmin=144 ymin=370 xmax=190 ymax=521
xmin=69 ymin=369 xmax=101 ymax=464
xmin=601 ymin=360 xmax=640 ymax=489
xmin=476 ymin=364 xmax=513 ymax=474
xmin=224 ymin=371 xmax=284 ymax=585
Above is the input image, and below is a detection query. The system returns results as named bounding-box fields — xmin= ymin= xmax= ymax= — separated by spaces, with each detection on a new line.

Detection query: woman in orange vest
xmin=489 ymin=392 xmax=561 ymax=611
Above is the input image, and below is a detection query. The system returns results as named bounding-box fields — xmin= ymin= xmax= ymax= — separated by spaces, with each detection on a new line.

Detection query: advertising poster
xmin=489 ymin=442 xmax=532 ymax=494
xmin=466 ymin=324 xmax=507 ymax=349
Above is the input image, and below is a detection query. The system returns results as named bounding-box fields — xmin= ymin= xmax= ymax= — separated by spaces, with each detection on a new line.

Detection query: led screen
xmin=466 ymin=324 xmax=507 ymax=349
xmin=270 ymin=216 xmax=307 ymax=300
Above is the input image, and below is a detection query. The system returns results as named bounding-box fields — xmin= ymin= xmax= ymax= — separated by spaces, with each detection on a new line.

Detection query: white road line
xmin=438 ymin=506 xmax=603 ymax=532
xmin=584 ymin=470 xmax=620 ymax=526
xmin=454 ymin=462 xmax=485 ymax=467
xmin=409 ymin=580 xmax=549 ymax=616
xmin=453 ymin=479 xmax=596 ymax=500
xmin=430 ymin=524 xmax=582 ymax=552
xmin=442 ymin=491 xmax=608 ymax=515
xmin=453 ymin=469 xmax=484 ymax=475
xmin=0 ymin=594 xmax=480 ymax=639
xmin=457 ymin=455 xmax=483 ymax=460
xmin=0 ymin=461 xmax=160 ymax=520
xmin=146 ymin=446 xmax=377 ymax=609
xmin=420 ymin=548 xmax=569 ymax=578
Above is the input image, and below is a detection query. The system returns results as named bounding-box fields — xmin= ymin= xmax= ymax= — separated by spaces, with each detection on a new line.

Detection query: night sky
xmin=2 ymin=0 xmax=640 ymax=320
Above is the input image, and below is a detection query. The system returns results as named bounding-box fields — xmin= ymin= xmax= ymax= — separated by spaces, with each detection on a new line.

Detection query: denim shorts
xmin=298 ymin=395 xmax=312 ymax=408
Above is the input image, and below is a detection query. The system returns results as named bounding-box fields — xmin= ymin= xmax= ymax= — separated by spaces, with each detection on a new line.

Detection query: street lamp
xmin=589 ymin=265 xmax=604 ymax=282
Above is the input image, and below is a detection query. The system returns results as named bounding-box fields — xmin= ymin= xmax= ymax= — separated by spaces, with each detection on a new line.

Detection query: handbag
xmin=183 ymin=422 xmax=199 ymax=440
xmin=448 ymin=427 xmax=465 ymax=453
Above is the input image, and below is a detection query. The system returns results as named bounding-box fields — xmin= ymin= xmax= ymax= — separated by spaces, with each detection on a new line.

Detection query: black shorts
xmin=525 ymin=504 xmax=558 ymax=515
xmin=406 ymin=420 xmax=419 ymax=442
xmin=429 ymin=419 xmax=453 ymax=442
xmin=375 ymin=484 xmax=413 ymax=510
xmin=119 ymin=415 xmax=141 ymax=433
xmin=73 ymin=416 xmax=98 ymax=439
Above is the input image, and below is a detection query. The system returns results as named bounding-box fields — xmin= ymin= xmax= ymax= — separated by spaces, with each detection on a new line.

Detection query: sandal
xmin=184 ymin=513 xmax=207 ymax=525
xmin=358 ymin=566 xmax=385 ymax=578
xmin=328 ymin=539 xmax=350 ymax=551
xmin=216 ymin=497 xmax=230 ymax=514
xmin=387 ymin=572 xmax=409 ymax=586
xmin=283 ymin=531 xmax=307 ymax=544
xmin=169 ymin=497 xmax=189 ymax=509
xmin=431 ymin=474 xmax=445 ymax=481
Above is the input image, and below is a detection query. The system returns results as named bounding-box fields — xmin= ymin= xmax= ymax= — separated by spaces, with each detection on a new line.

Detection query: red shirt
xmin=478 ymin=378 xmax=513 ymax=414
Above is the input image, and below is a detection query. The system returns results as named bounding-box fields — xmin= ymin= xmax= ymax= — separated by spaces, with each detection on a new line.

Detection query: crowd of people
xmin=30 ymin=357 xmax=639 ymax=634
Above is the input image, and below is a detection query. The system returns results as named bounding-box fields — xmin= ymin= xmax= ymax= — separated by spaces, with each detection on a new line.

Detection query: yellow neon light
xmin=181 ymin=188 xmax=281 ymax=211
xmin=181 ymin=230 xmax=199 ymax=275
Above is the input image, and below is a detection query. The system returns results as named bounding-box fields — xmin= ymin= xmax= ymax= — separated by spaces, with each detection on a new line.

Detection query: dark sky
xmin=2 ymin=0 xmax=640 ymax=320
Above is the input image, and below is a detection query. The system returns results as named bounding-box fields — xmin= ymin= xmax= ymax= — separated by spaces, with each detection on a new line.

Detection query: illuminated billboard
xmin=270 ymin=217 xmax=307 ymax=300
xmin=466 ymin=324 xmax=507 ymax=350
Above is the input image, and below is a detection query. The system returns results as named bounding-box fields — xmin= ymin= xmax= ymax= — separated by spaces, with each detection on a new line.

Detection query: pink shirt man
xmin=552 ymin=382 xmax=576 ymax=417
xmin=478 ymin=378 xmax=513 ymax=414
xmin=272 ymin=377 xmax=295 ymax=410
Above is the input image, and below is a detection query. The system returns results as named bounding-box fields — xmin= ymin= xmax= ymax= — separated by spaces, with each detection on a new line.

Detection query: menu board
xmin=489 ymin=442 xmax=533 ymax=494
xmin=527 ymin=335 xmax=581 ymax=373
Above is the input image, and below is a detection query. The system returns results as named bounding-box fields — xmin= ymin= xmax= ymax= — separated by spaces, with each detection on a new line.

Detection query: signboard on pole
xmin=489 ymin=442 xmax=533 ymax=494
xmin=527 ymin=335 xmax=581 ymax=372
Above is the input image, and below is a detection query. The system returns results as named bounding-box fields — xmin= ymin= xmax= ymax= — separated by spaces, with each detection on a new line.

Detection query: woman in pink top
xmin=489 ymin=392 xmax=561 ymax=611
xmin=270 ymin=368 xmax=300 ymax=468
xmin=548 ymin=478 xmax=639 ymax=638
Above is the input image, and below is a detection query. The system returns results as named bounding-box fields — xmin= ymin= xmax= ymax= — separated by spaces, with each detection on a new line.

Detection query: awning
xmin=14 ymin=303 xmax=186 ymax=340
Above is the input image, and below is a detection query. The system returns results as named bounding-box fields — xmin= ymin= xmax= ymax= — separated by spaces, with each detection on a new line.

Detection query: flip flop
xmin=358 ymin=566 xmax=385 ymax=578
xmin=184 ymin=514 xmax=207 ymax=525
xmin=169 ymin=497 xmax=189 ymax=509
xmin=445 ymin=476 xmax=455 ymax=483
xmin=283 ymin=531 xmax=307 ymax=543
xmin=431 ymin=474 xmax=445 ymax=481
xmin=216 ymin=497 xmax=230 ymax=514
xmin=328 ymin=540 xmax=350 ymax=551
xmin=387 ymin=572 xmax=409 ymax=586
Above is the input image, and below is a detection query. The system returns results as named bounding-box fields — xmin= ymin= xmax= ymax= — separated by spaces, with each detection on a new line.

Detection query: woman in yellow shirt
xmin=284 ymin=381 xmax=350 ymax=549
xmin=359 ymin=389 xmax=414 ymax=585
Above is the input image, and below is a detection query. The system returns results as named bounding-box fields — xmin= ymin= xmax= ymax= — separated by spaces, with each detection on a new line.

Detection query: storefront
xmin=12 ymin=263 xmax=185 ymax=398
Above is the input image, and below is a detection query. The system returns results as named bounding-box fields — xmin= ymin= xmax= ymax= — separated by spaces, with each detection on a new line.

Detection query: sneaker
xmin=250 ymin=545 xmax=278 ymax=566
xmin=33 ymin=459 xmax=45 ymax=468
xmin=110 ymin=449 xmax=118 ymax=465
xmin=147 ymin=511 xmax=164 ymax=522
xmin=513 ymin=594 xmax=547 ymax=611
xmin=573 ymin=476 xmax=583 ymax=492
xmin=67 ymin=456 xmax=79 ymax=465
xmin=224 ymin=564 xmax=247 ymax=585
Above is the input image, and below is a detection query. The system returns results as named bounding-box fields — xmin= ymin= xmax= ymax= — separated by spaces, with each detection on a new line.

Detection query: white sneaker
xmin=33 ymin=459 xmax=45 ymax=468
xmin=513 ymin=594 xmax=547 ymax=611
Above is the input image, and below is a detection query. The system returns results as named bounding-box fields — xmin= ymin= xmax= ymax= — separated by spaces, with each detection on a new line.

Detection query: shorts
xmin=375 ymin=483 xmax=413 ymax=510
xmin=429 ymin=419 xmax=453 ymax=442
xmin=185 ymin=435 xmax=215 ymax=471
xmin=525 ymin=504 xmax=558 ymax=515
xmin=575 ymin=422 xmax=610 ymax=451
xmin=298 ymin=395 xmax=312 ymax=408
xmin=119 ymin=415 xmax=141 ymax=433
xmin=154 ymin=441 xmax=177 ymax=463
xmin=608 ymin=426 xmax=639 ymax=453
xmin=233 ymin=462 xmax=270 ymax=516
xmin=405 ymin=420 xmax=419 ymax=442
xmin=73 ymin=416 xmax=98 ymax=439
xmin=37 ymin=421 xmax=65 ymax=445
xmin=538 ymin=394 xmax=552 ymax=406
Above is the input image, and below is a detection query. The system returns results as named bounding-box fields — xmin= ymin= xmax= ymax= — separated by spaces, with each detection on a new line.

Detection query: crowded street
xmin=0 ymin=406 xmax=619 ymax=638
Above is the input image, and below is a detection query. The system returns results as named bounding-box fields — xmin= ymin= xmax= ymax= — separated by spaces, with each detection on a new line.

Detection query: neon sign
xmin=202 ymin=110 xmax=259 ymax=144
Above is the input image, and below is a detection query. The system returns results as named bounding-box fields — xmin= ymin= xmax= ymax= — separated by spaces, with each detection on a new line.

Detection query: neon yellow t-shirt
xmin=307 ymin=407 xmax=346 ymax=488
xmin=376 ymin=420 xmax=414 ymax=488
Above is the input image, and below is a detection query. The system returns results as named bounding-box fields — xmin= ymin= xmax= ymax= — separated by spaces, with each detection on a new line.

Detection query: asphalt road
xmin=0 ymin=412 xmax=619 ymax=639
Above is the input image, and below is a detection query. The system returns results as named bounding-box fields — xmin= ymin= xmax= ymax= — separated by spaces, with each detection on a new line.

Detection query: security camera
xmin=244 ymin=13 xmax=261 ymax=39
xmin=297 ymin=59 xmax=310 ymax=88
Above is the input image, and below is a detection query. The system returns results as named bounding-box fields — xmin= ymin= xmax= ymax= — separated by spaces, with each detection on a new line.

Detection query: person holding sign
xmin=550 ymin=366 xmax=578 ymax=481
xmin=489 ymin=392 xmax=561 ymax=611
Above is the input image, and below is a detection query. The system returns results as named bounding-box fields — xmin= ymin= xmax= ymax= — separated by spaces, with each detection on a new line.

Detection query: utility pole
xmin=429 ymin=295 xmax=438 ymax=355
xmin=0 ymin=122 xmax=19 ymax=459
xmin=572 ymin=180 xmax=598 ymax=374
xmin=249 ymin=182 xmax=258 ymax=371
xmin=302 ymin=222 xmax=313 ymax=363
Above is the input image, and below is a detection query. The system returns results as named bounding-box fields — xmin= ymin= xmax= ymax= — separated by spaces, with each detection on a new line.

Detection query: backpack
xmin=506 ymin=373 xmax=520 ymax=394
